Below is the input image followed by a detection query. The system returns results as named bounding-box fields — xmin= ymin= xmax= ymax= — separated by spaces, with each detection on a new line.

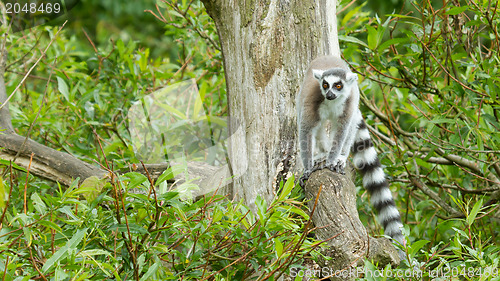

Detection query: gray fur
xmin=297 ymin=56 xmax=359 ymax=173
xmin=321 ymin=68 xmax=347 ymax=80
xmin=297 ymin=56 xmax=405 ymax=257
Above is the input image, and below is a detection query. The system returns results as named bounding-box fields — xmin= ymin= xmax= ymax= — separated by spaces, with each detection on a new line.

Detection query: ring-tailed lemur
xmin=297 ymin=55 xmax=405 ymax=252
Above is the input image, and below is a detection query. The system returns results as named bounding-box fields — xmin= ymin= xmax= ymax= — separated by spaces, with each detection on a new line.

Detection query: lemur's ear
xmin=312 ymin=69 xmax=324 ymax=81
xmin=346 ymin=72 xmax=358 ymax=83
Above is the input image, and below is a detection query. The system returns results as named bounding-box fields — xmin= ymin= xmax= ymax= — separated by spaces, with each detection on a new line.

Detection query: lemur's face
xmin=312 ymin=68 xmax=358 ymax=101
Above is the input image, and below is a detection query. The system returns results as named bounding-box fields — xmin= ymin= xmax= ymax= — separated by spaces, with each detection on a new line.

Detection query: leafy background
xmin=0 ymin=0 xmax=498 ymax=280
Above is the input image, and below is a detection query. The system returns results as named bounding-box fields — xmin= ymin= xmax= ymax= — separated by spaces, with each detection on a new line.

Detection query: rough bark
xmin=305 ymin=169 xmax=400 ymax=280
xmin=202 ymin=0 xmax=341 ymax=210
xmin=0 ymin=133 xmax=107 ymax=185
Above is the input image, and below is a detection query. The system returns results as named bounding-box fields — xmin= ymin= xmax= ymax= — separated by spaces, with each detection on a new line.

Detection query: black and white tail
xmin=351 ymin=120 xmax=405 ymax=248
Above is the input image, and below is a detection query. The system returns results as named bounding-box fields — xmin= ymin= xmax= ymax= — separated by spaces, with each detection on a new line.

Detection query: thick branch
xmin=0 ymin=133 xmax=107 ymax=185
xmin=0 ymin=132 xmax=231 ymax=199
xmin=304 ymin=169 xmax=400 ymax=280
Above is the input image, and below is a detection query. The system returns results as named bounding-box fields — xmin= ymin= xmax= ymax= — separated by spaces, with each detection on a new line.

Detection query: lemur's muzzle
xmin=326 ymin=91 xmax=337 ymax=100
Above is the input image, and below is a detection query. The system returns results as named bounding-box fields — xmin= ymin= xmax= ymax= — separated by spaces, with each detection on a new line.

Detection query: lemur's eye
xmin=322 ymin=82 xmax=329 ymax=89
xmin=335 ymin=83 xmax=343 ymax=90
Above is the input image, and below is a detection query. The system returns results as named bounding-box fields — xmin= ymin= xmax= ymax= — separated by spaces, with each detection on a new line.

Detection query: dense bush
xmin=339 ymin=0 xmax=499 ymax=278
xmin=0 ymin=168 xmax=314 ymax=279
xmin=0 ymin=0 xmax=498 ymax=280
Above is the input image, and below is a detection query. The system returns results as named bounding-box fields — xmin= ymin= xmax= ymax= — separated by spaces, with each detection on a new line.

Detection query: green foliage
xmin=1 ymin=1 xmax=234 ymax=279
xmin=5 ymin=0 xmax=225 ymax=168
xmin=0 ymin=173 xmax=316 ymax=279
xmin=2 ymin=0 xmax=499 ymax=279
xmin=339 ymin=0 xmax=500 ymax=278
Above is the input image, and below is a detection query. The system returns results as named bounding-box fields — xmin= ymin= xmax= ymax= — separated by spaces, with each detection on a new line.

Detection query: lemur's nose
xmin=326 ymin=91 xmax=336 ymax=100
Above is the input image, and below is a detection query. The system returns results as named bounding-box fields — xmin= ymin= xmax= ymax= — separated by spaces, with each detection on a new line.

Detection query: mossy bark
xmin=201 ymin=0 xmax=340 ymax=210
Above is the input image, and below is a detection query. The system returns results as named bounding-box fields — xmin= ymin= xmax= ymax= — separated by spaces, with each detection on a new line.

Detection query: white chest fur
xmin=318 ymin=96 xmax=347 ymax=120
xmin=312 ymin=98 xmax=348 ymax=161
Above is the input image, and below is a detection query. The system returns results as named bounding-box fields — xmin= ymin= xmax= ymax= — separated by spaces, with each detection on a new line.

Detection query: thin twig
xmin=0 ymin=21 xmax=67 ymax=110
xmin=414 ymin=30 xmax=487 ymax=97
xmin=409 ymin=176 xmax=462 ymax=217
xmin=28 ymin=247 xmax=47 ymax=281
xmin=23 ymin=153 xmax=34 ymax=215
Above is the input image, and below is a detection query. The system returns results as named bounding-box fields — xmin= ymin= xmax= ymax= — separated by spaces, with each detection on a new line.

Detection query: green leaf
xmin=279 ymin=206 xmax=309 ymax=220
xmin=0 ymin=159 xmax=26 ymax=172
xmin=430 ymin=118 xmax=455 ymax=124
xmin=78 ymin=176 xmax=107 ymax=203
xmin=378 ymin=37 xmax=409 ymax=53
xmin=274 ymin=238 xmax=283 ymax=258
xmin=408 ymin=240 xmax=429 ymax=258
xmin=110 ymin=223 xmax=148 ymax=234
xmin=31 ymin=193 xmax=47 ymax=215
xmin=140 ymin=261 xmax=160 ymax=281
xmin=363 ymin=259 xmax=378 ymax=281
xmin=206 ymin=115 xmax=227 ymax=128
xmin=55 ymin=267 xmax=69 ymax=281
xmin=23 ymin=227 xmax=33 ymax=247
xmin=465 ymin=19 xmax=482 ymax=27
xmin=341 ymin=3 xmax=366 ymax=26
xmin=57 ymin=76 xmax=70 ymax=102
xmin=338 ymin=35 xmax=368 ymax=48
xmin=0 ymin=177 xmax=6 ymax=208
xmin=255 ymin=195 xmax=267 ymax=225
xmin=42 ymin=228 xmax=88 ymax=273
xmin=192 ymin=94 xmax=204 ymax=122
xmin=156 ymin=165 xmax=184 ymax=186
xmin=213 ymin=208 xmax=223 ymax=223
xmin=157 ymin=191 xmax=179 ymax=202
xmin=467 ymin=199 xmax=483 ymax=226
xmin=38 ymin=220 xmax=63 ymax=233
xmin=367 ymin=25 xmax=379 ymax=50
xmin=278 ymin=177 xmax=295 ymax=202
xmin=446 ymin=6 xmax=468 ymax=15
xmin=125 ymin=172 xmax=148 ymax=189
xmin=154 ymin=100 xmax=186 ymax=120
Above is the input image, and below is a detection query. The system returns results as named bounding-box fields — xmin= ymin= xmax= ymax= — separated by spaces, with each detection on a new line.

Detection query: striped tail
xmin=351 ymin=120 xmax=405 ymax=248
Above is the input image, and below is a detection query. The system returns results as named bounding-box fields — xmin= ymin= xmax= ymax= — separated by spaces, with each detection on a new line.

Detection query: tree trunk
xmin=201 ymin=0 xmax=340 ymax=210
xmin=0 ymin=44 xmax=14 ymax=133
xmin=201 ymin=0 xmax=401 ymax=274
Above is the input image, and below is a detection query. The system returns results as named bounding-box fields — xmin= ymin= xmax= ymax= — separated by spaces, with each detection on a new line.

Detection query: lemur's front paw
xmin=326 ymin=157 xmax=346 ymax=175
xmin=312 ymin=160 xmax=326 ymax=171
xmin=335 ymin=161 xmax=346 ymax=175
xmin=299 ymin=170 xmax=312 ymax=186
xmin=300 ymin=162 xmax=326 ymax=186
xmin=311 ymin=161 xmax=326 ymax=171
